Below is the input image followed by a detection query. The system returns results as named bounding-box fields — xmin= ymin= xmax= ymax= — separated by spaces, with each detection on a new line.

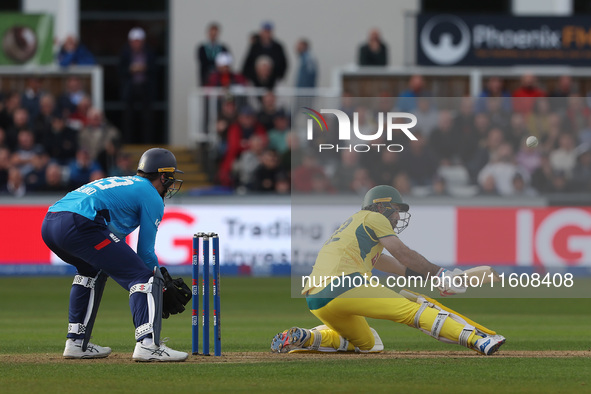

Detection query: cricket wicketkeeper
xmin=272 ymin=185 xmax=506 ymax=355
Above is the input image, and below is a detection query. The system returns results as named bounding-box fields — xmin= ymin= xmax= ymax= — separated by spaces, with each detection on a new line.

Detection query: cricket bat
xmin=462 ymin=266 xmax=500 ymax=287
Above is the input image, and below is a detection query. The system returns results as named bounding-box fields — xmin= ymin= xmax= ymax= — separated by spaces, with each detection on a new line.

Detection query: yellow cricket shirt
xmin=302 ymin=210 xmax=396 ymax=295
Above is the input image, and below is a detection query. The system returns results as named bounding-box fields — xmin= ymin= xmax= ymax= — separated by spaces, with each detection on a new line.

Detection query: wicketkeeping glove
xmin=160 ymin=267 xmax=192 ymax=319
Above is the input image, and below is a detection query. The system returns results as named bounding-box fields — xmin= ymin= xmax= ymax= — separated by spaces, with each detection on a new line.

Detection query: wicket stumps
xmin=192 ymin=232 xmax=221 ymax=356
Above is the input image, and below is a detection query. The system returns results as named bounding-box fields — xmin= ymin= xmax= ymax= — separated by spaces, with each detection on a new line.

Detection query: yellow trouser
xmin=308 ymin=285 xmax=476 ymax=351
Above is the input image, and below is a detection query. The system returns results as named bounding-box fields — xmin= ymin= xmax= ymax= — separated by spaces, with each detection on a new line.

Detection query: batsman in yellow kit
xmin=271 ymin=185 xmax=506 ymax=355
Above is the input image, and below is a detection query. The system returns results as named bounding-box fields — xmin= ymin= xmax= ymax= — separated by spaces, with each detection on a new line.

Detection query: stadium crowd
xmin=2 ymin=22 xmax=591 ymax=197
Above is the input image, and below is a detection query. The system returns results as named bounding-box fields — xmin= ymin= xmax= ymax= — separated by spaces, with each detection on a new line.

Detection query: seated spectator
xmin=468 ymin=127 xmax=505 ymax=182
xmin=358 ymin=28 xmax=387 ymax=66
xmin=33 ymin=93 xmax=58 ymax=143
xmin=428 ymin=110 xmax=457 ymax=161
xmin=531 ymin=154 xmax=554 ymax=193
xmin=402 ymin=130 xmax=438 ymax=186
xmin=437 ymin=158 xmax=470 ymax=189
xmin=292 ymin=152 xmax=331 ymax=193
xmin=257 ymin=91 xmax=281 ymax=131
xmin=217 ymin=105 xmax=268 ymax=186
xmin=24 ymin=149 xmax=50 ymax=191
xmin=429 ymin=175 xmax=450 ymax=196
xmin=396 ymin=75 xmax=428 ymax=112
xmin=549 ymin=132 xmax=577 ymax=178
xmin=512 ymin=73 xmax=545 ymax=114
xmin=267 ymin=109 xmax=290 ymax=155
xmin=0 ymin=91 xmax=21 ymax=131
xmin=485 ymin=96 xmax=510 ymax=131
xmin=89 ymin=169 xmax=106 ymax=182
xmin=79 ymin=107 xmax=121 ymax=171
xmin=563 ymin=94 xmax=590 ymax=133
xmin=21 ymin=77 xmax=44 ymax=127
xmin=6 ymin=108 xmax=30 ymax=151
xmin=350 ymin=167 xmax=375 ymax=195
xmin=11 ymin=129 xmax=41 ymax=176
xmin=368 ymin=147 xmax=404 ymax=186
xmin=43 ymin=117 xmax=78 ymax=164
xmin=251 ymin=149 xmax=281 ymax=192
xmin=475 ymin=76 xmax=511 ymax=113
xmin=67 ymin=94 xmax=92 ymax=130
xmin=2 ymin=166 xmax=26 ymax=197
xmin=515 ymin=136 xmax=542 ymax=176
xmin=571 ymin=145 xmax=591 ymax=192
xmin=478 ymin=174 xmax=499 ymax=196
xmin=512 ymin=172 xmax=537 ymax=196
xmin=477 ymin=143 xmax=524 ymax=196
xmin=0 ymin=147 xmax=10 ymax=186
xmin=57 ymin=76 xmax=87 ymax=118
xmin=108 ymin=152 xmax=135 ymax=177
xmin=275 ymin=172 xmax=290 ymax=194
xmin=333 ymin=150 xmax=362 ymax=192
xmin=233 ymin=134 xmax=266 ymax=189
xmin=57 ymin=35 xmax=96 ymax=67
xmin=526 ymin=97 xmax=552 ymax=139
xmin=578 ymin=114 xmax=591 ymax=145
xmin=206 ymin=52 xmax=246 ymax=87
xmin=414 ymin=98 xmax=438 ymax=138
xmin=391 ymin=172 xmax=411 ymax=195
xmin=215 ymin=95 xmax=238 ymax=159
xmin=42 ymin=162 xmax=69 ymax=192
xmin=506 ymin=112 xmax=529 ymax=152
xmin=540 ymin=113 xmax=562 ymax=152
xmin=549 ymin=75 xmax=575 ymax=112
xmin=66 ymin=149 xmax=103 ymax=188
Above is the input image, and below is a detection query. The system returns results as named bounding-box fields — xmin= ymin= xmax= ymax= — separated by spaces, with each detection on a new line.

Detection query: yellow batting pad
xmin=400 ymin=289 xmax=496 ymax=336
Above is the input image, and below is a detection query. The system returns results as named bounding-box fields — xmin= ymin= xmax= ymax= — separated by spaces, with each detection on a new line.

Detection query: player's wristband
xmin=405 ymin=268 xmax=426 ymax=279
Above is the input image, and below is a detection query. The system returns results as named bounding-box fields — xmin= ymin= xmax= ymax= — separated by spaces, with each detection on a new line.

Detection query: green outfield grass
xmin=0 ymin=277 xmax=590 ymax=393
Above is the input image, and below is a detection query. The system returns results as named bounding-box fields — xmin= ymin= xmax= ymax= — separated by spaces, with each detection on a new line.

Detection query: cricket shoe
xmin=270 ymin=327 xmax=312 ymax=353
xmin=63 ymin=339 xmax=112 ymax=359
xmin=132 ymin=339 xmax=188 ymax=362
xmin=473 ymin=334 xmax=506 ymax=356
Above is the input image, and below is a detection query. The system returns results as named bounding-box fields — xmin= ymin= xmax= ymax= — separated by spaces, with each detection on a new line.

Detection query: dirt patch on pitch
xmin=2 ymin=350 xmax=590 ymax=364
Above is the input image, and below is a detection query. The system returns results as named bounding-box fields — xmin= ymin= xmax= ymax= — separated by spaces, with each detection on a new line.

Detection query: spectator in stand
xmin=24 ymin=148 xmax=50 ymax=191
xmin=33 ymin=93 xmax=57 ymax=143
xmin=242 ymin=21 xmax=288 ymax=88
xmin=477 ymin=143 xmax=524 ymax=196
xmin=428 ymin=110 xmax=457 ymax=161
xmin=206 ymin=52 xmax=246 ymax=88
xmin=414 ymin=97 xmax=439 ymax=138
xmin=572 ymin=146 xmax=591 ymax=192
xmin=563 ymin=95 xmax=590 ymax=133
xmin=118 ymin=27 xmax=157 ymax=144
xmin=21 ymin=77 xmax=44 ymax=128
xmin=515 ymin=136 xmax=542 ymax=176
xmin=402 ymin=130 xmax=438 ymax=186
xmin=391 ymin=172 xmax=412 ymax=196
xmin=468 ymin=127 xmax=505 ymax=182
xmin=333 ymin=150 xmax=362 ymax=193
xmin=0 ymin=91 xmax=21 ymax=131
xmin=0 ymin=128 xmax=7 ymax=151
xmin=549 ymin=75 xmax=575 ymax=112
xmin=197 ymin=23 xmax=230 ymax=86
xmin=43 ymin=117 xmax=78 ymax=165
xmin=505 ymin=112 xmax=529 ymax=152
xmin=475 ymin=76 xmax=511 ymax=114
xmin=42 ymin=162 xmax=69 ymax=192
xmin=6 ymin=107 xmax=30 ymax=151
xmin=233 ymin=134 xmax=266 ymax=190
xmin=368 ymin=148 xmax=404 ymax=186
xmin=484 ymin=96 xmax=510 ymax=132
xmin=257 ymin=91 xmax=282 ymax=131
xmin=295 ymin=38 xmax=317 ymax=88
xmin=217 ymin=105 xmax=268 ymax=187
xmin=578 ymin=114 xmax=591 ymax=145
xmin=358 ymin=28 xmax=387 ymax=66
xmin=292 ymin=151 xmax=331 ymax=193
xmin=0 ymin=147 xmax=10 ymax=187
xmin=251 ymin=149 xmax=281 ymax=192
xmin=511 ymin=172 xmax=537 ymax=197
xmin=455 ymin=100 xmax=480 ymax=166
xmin=549 ymin=132 xmax=578 ymax=178
xmin=275 ymin=172 xmax=290 ymax=194
xmin=66 ymin=94 xmax=91 ymax=130
xmin=78 ymin=107 xmax=121 ymax=172
xmin=512 ymin=73 xmax=545 ymax=115
xmin=11 ymin=129 xmax=43 ymax=176
xmin=56 ymin=76 xmax=87 ymax=119
xmin=250 ymin=55 xmax=276 ymax=91
xmin=526 ymin=97 xmax=552 ymax=139
xmin=66 ymin=149 xmax=103 ymax=189
xmin=396 ymin=75 xmax=428 ymax=112
xmin=268 ymin=109 xmax=290 ymax=155
xmin=472 ymin=112 xmax=491 ymax=143
xmin=215 ymin=95 xmax=238 ymax=160
xmin=478 ymin=174 xmax=499 ymax=196
xmin=350 ymin=167 xmax=375 ymax=196
xmin=540 ymin=113 xmax=562 ymax=153
xmin=108 ymin=152 xmax=135 ymax=177
xmin=2 ymin=166 xmax=26 ymax=197
xmin=57 ymin=35 xmax=96 ymax=67
xmin=436 ymin=158 xmax=470 ymax=190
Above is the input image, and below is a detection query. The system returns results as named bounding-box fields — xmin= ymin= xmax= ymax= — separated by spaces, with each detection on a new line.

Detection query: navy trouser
xmin=41 ymin=211 xmax=153 ymax=341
